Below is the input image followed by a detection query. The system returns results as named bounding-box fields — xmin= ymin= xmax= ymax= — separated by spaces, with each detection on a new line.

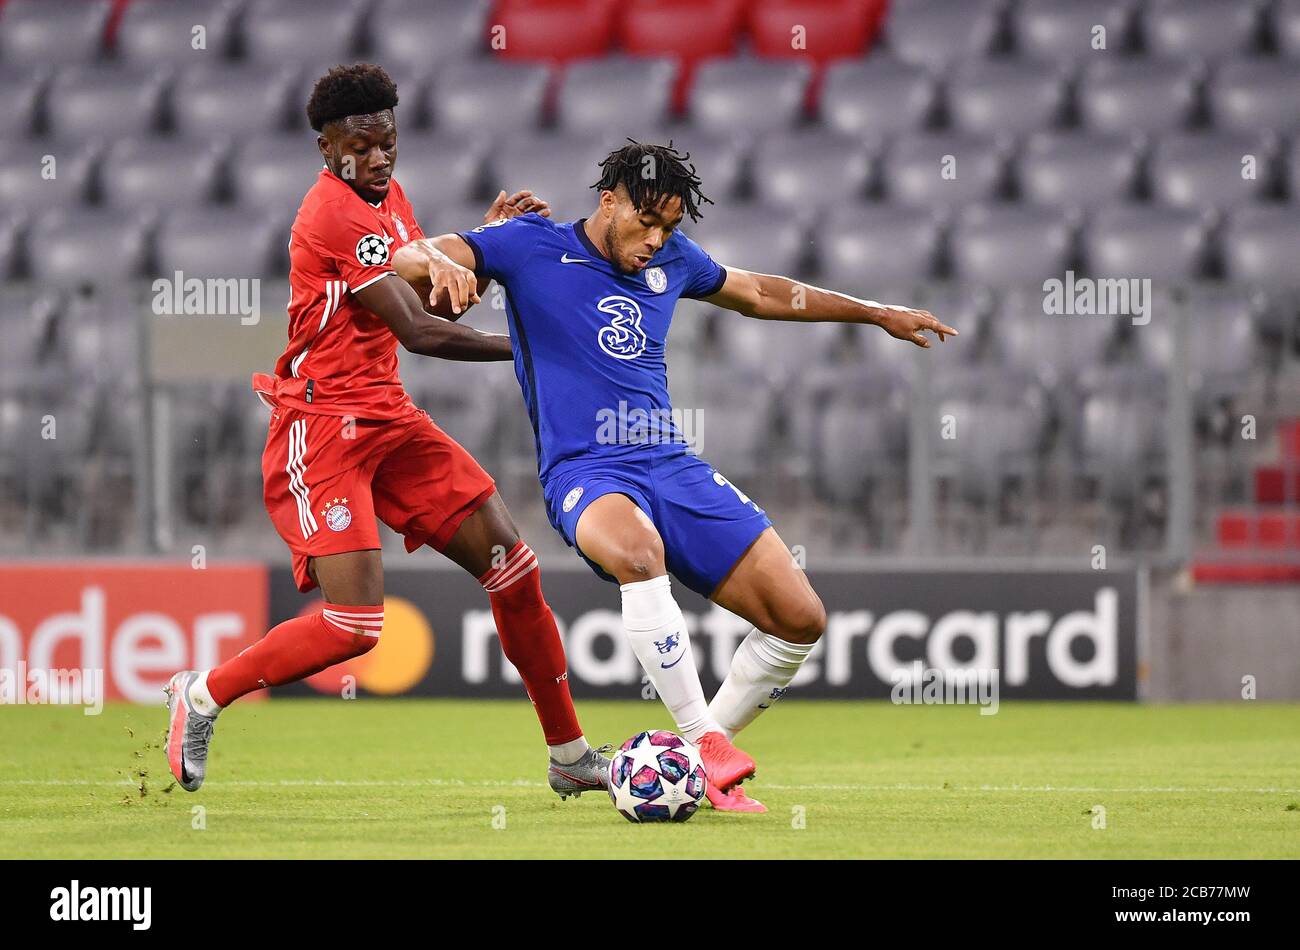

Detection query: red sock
xmin=207 ymin=603 xmax=382 ymax=707
xmin=479 ymin=542 xmax=583 ymax=745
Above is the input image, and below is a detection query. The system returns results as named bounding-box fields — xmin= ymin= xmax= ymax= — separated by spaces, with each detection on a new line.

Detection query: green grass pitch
xmin=2 ymin=699 xmax=1298 ymax=858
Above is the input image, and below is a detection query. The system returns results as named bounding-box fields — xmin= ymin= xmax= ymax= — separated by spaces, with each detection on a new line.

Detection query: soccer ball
xmin=607 ymin=730 xmax=708 ymax=823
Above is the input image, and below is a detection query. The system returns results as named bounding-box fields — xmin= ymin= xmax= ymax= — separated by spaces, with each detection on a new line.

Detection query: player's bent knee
xmin=769 ymin=593 xmax=827 ymax=644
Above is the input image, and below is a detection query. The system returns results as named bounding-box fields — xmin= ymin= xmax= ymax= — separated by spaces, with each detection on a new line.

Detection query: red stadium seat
xmin=618 ymin=0 xmax=746 ymax=112
xmin=748 ymin=0 xmax=887 ymax=63
xmin=490 ymin=0 xmax=616 ymax=62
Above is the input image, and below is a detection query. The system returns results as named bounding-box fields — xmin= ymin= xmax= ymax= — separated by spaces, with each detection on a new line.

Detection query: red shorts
xmin=261 ymin=405 xmax=495 ymax=592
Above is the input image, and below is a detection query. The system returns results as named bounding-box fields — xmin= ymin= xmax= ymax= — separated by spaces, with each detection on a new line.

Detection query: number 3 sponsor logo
xmin=596 ymin=295 xmax=648 ymax=360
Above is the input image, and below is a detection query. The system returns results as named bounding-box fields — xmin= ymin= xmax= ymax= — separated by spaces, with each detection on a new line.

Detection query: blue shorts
xmin=543 ymin=449 xmax=773 ymax=598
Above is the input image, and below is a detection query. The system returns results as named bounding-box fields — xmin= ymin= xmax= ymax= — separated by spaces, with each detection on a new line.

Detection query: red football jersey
xmin=271 ymin=167 xmax=425 ymax=420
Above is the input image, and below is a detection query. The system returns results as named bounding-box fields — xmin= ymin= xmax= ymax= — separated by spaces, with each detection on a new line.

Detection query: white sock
xmin=548 ymin=736 xmax=590 ymax=764
xmin=621 ymin=575 xmax=720 ymax=742
xmin=187 ymin=670 xmax=221 ymax=719
xmin=708 ymin=627 xmax=816 ymax=739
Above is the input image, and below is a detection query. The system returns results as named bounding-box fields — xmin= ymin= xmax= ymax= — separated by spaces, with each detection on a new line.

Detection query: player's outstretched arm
xmin=353 ymin=272 xmax=512 ymax=361
xmin=705 ymin=266 xmax=958 ymax=349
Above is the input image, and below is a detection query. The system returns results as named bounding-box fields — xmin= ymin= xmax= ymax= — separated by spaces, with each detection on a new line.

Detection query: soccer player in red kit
xmin=164 ymin=64 xmax=609 ymax=798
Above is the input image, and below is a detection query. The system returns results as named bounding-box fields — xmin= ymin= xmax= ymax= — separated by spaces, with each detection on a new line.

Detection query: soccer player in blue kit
xmin=393 ymin=142 xmax=956 ymax=811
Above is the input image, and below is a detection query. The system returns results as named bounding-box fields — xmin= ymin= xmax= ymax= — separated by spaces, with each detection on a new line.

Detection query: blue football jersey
xmin=459 ymin=214 xmax=726 ymax=484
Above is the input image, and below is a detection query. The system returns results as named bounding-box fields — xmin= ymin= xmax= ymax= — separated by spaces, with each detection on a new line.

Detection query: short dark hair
xmin=306 ymin=63 xmax=399 ymax=132
xmin=591 ymin=140 xmax=712 ymax=222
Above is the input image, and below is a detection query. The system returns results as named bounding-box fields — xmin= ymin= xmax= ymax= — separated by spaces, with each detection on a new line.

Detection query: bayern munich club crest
xmin=321 ymin=497 xmax=353 ymax=532
xmin=393 ymin=215 xmax=409 ymax=242
xmin=355 ymin=233 xmax=390 ymax=266
xmin=645 ymin=266 xmax=667 ymax=293
xmin=562 ymin=486 xmax=584 ymax=513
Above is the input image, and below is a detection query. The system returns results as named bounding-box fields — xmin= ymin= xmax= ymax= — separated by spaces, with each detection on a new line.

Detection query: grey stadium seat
xmin=1137 ymin=294 xmax=1256 ymax=395
xmin=429 ymin=60 xmax=550 ymax=135
xmin=383 ymin=133 xmax=487 ymax=218
xmin=100 ymin=138 xmax=230 ymax=211
xmin=1077 ymin=59 xmax=1199 ymax=134
xmin=0 ymin=214 xmax=22 ymax=280
xmin=751 ymin=131 xmax=872 ymax=210
xmin=1075 ymin=387 xmax=1168 ymax=501
xmin=1288 ymin=140 xmax=1300 ymax=201
xmin=685 ymin=206 xmax=806 ymax=278
xmin=1142 ymin=0 xmax=1261 ymax=60
xmin=816 ymin=205 xmax=943 ymax=292
xmin=1011 ymin=0 xmax=1133 ymax=62
xmin=690 ymin=364 xmax=776 ymax=483
xmin=813 ymin=400 xmax=909 ymax=505
xmin=115 ymin=0 xmax=242 ymax=65
xmin=949 ymin=204 xmax=1074 ymax=286
xmin=651 ymin=131 xmax=748 ymax=204
xmin=556 ymin=57 xmax=677 ymax=135
xmin=171 ymin=64 xmax=301 ymax=136
xmin=155 ymin=208 xmax=290 ymax=279
xmin=1016 ymin=132 xmax=1141 ymax=209
xmin=820 ymin=57 xmax=936 ymax=137
xmin=229 ymin=134 xmax=324 ymax=213
xmin=689 ymin=59 xmax=812 ymax=134
xmin=1221 ymin=206 xmax=1300 ymax=288
xmin=28 ymin=209 xmax=152 ymax=287
xmin=240 ymin=0 xmax=365 ymax=64
xmin=715 ymin=318 xmax=843 ymax=383
xmin=881 ymin=133 xmax=1008 ymax=209
xmin=0 ymin=65 xmax=49 ymax=138
xmin=0 ymin=142 xmax=100 ymax=215
xmin=1280 ymin=0 xmax=1300 ymax=60
xmin=1148 ymin=133 xmax=1276 ymax=210
xmin=1207 ymin=59 xmax=1300 ymax=134
xmin=45 ymin=66 xmax=169 ymax=140
xmin=0 ymin=0 xmax=111 ymax=67
xmin=946 ymin=60 xmax=1069 ymax=137
xmin=1082 ymin=204 xmax=1211 ymax=280
xmin=987 ymin=287 xmax=1124 ymax=387
xmin=370 ymin=0 xmax=491 ymax=70
xmin=886 ymin=0 xmax=1004 ymax=70
xmin=932 ymin=398 xmax=1047 ymax=505
xmin=487 ymin=135 xmax=610 ymax=221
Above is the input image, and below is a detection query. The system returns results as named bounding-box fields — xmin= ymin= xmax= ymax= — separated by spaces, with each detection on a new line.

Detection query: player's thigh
xmin=711 ymin=526 xmax=826 ymax=644
xmin=439 ymin=490 xmax=524 ymax=578
xmin=308 ymin=550 xmax=384 ymax=605
xmin=574 ymin=492 xmax=667 ymax=583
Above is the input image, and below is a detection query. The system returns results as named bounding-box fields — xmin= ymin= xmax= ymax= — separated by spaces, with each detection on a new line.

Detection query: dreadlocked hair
xmin=306 ymin=63 xmax=398 ymax=132
xmin=591 ymin=140 xmax=713 ymax=222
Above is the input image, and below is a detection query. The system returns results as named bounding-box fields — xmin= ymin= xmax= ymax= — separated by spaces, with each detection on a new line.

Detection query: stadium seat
xmin=1016 ymin=132 xmax=1141 ymax=209
xmin=0 ymin=65 xmax=48 ymax=138
xmin=491 ymin=0 xmax=617 ymax=62
xmin=987 ymin=287 xmax=1125 ymax=389
xmin=689 ymin=58 xmax=813 ymax=134
xmin=228 ymin=135 xmax=325 ymax=213
xmin=1207 ymin=59 xmax=1300 ymax=134
xmin=386 ymin=132 xmax=488 ymax=218
xmin=686 ymin=206 xmax=806 ymax=279
xmin=653 ymin=131 xmax=749 ymax=203
xmin=486 ymin=134 xmax=612 ymax=221
xmin=946 ymin=60 xmax=1069 ymax=137
xmin=370 ymin=0 xmax=491 ymax=69
xmin=171 ymin=64 xmax=301 ymax=136
xmin=819 ymin=56 xmax=935 ymax=137
xmin=1221 ymin=206 xmax=1300 ymax=288
xmin=28 ymin=210 xmax=152 ymax=287
xmin=931 ymin=396 xmax=1047 ymax=506
xmin=1011 ymin=0 xmax=1133 ymax=62
xmin=1148 ymin=133 xmax=1277 ymax=210
xmin=155 ymin=207 xmax=290 ymax=279
xmin=881 ymin=133 xmax=1008 ymax=209
xmin=715 ymin=317 xmax=843 ymax=383
xmin=0 ymin=214 xmax=22 ymax=280
xmin=430 ymin=60 xmax=551 ymax=134
xmin=812 ymin=397 xmax=909 ymax=506
xmin=1077 ymin=59 xmax=1199 ymax=134
xmin=690 ymin=363 xmax=777 ymax=482
xmin=1075 ymin=391 xmax=1168 ymax=502
xmin=555 ymin=57 xmax=677 ymax=134
xmin=0 ymin=142 xmax=100 ymax=215
xmin=1287 ymin=140 xmax=1300 ymax=201
xmin=618 ymin=0 xmax=746 ymax=111
xmin=816 ymin=205 xmax=943 ymax=292
xmin=100 ymin=138 xmax=230 ymax=212
xmin=748 ymin=0 xmax=884 ymax=63
xmin=751 ymin=130 xmax=872 ymax=210
xmin=0 ymin=0 xmax=111 ymax=67
xmin=45 ymin=66 xmax=170 ymax=140
xmin=885 ymin=0 xmax=1004 ymax=70
xmin=115 ymin=0 xmax=242 ymax=65
xmin=240 ymin=0 xmax=366 ymax=65
xmin=1279 ymin=0 xmax=1300 ymax=60
xmin=1136 ymin=292 xmax=1256 ymax=396
xmin=949 ymin=204 xmax=1075 ymax=286
xmin=1142 ymin=0 xmax=1261 ymax=60
xmin=1082 ymin=204 xmax=1211 ymax=280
